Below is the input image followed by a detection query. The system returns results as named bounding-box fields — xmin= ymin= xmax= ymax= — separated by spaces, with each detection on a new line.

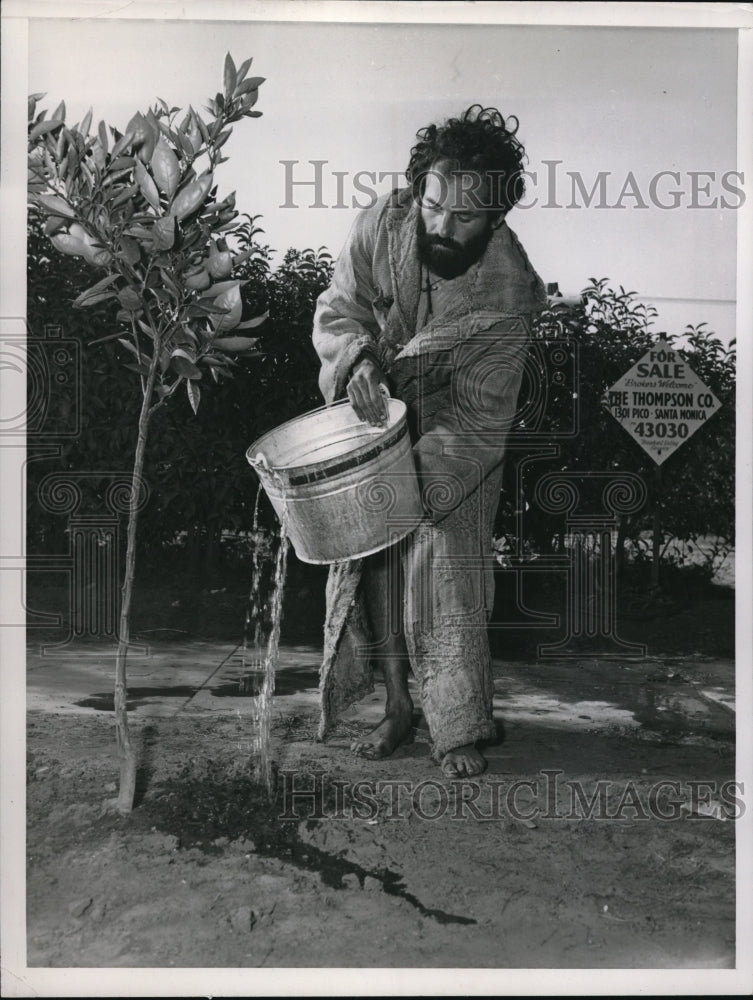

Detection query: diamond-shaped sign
xmin=602 ymin=338 xmax=721 ymax=465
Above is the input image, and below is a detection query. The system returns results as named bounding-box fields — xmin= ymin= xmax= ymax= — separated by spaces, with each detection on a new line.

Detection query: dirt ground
xmin=25 ymin=570 xmax=737 ymax=969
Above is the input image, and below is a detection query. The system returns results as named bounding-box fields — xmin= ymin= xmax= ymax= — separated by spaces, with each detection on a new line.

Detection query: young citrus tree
xmin=28 ymin=54 xmax=267 ymax=814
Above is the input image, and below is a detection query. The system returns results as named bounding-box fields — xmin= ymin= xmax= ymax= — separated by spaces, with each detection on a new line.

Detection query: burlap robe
xmin=312 ymin=188 xmax=546 ymax=758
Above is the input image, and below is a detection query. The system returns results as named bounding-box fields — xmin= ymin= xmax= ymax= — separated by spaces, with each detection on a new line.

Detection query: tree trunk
xmin=113 ymin=346 xmax=161 ymax=815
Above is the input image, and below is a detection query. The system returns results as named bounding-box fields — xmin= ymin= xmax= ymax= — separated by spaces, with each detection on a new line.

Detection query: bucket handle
xmin=249 ymin=450 xmax=286 ymax=496
xmin=251 ymin=386 xmax=391 ymax=470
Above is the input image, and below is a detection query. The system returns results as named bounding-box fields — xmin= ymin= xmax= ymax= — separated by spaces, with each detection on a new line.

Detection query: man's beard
xmin=416 ymin=214 xmax=494 ymax=280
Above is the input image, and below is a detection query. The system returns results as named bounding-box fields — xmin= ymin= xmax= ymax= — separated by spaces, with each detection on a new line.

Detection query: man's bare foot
xmin=351 ymin=705 xmax=413 ymax=759
xmin=440 ymin=744 xmax=487 ymax=778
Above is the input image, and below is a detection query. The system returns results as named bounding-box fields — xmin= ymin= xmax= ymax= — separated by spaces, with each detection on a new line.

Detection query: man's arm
xmin=312 ymin=206 xmax=384 ymax=408
xmin=412 ymin=322 xmax=530 ymax=521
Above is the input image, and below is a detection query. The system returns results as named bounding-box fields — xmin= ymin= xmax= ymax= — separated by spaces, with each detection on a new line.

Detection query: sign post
xmin=602 ymin=337 xmax=722 ymax=587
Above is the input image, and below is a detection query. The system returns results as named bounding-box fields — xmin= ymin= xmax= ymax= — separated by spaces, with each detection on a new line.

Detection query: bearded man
xmin=312 ymin=105 xmax=546 ymax=777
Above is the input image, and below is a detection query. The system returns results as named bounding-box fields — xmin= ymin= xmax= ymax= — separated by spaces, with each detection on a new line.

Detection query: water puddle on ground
xmin=211 ymin=666 xmax=320 ymax=699
xmin=497 ymin=670 xmax=734 ymax=741
xmin=71 ymin=665 xmax=322 ymax=712
xmin=75 ymin=686 xmax=198 ymax=711
xmin=143 ymin=769 xmax=476 ymax=926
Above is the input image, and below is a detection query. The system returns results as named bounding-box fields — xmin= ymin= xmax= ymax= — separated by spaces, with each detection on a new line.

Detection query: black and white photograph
xmin=2 ymin=1 xmax=752 ymax=995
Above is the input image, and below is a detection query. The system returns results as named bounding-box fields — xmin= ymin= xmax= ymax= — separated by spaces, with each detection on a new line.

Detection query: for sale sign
xmin=602 ymin=338 xmax=721 ymax=465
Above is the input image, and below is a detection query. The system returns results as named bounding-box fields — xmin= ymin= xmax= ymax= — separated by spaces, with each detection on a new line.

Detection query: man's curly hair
xmin=405 ymin=105 xmax=527 ymax=216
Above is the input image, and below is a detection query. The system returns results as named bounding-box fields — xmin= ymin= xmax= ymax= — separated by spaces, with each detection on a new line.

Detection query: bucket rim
xmin=246 ymin=398 xmax=408 ymax=478
xmin=292 ymin=515 xmax=424 ymax=564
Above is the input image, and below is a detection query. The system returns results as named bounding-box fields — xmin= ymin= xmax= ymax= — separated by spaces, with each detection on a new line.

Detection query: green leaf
xmin=116 ymin=235 xmax=141 ymax=265
xmin=36 ymin=193 xmax=76 ymax=219
xmin=235 ymin=77 xmax=265 ymax=96
xmin=151 ymin=136 xmax=180 ymax=197
xmin=176 ymin=324 xmax=199 ymax=347
xmin=29 ymin=119 xmax=64 ymax=142
xmin=116 ymin=337 xmax=142 ymax=358
xmin=110 ymin=183 xmax=140 ymax=210
xmin=157 ymin=266 xmax=181 ymax=298
xmin=79 ymin=107 xmax=93 ymax=137
xmin=108 ymin=154 xmax=135 ymax=172
xmin=200 ymin=278 xmax=246 ymax=298
xmin=126 ymin=111 xmax=152 ymax=149
xmin=176 ymin=130 xmax=195 ymax=158
xmin=195 ymin=115 xmax=210 ymax=145
xmin=51 ymin=100 xmax=66 ymax=121
xmin=137 ymin=319 xmax=156 ymax=339
xmin=213 ymin=336 xmax=259 ymax=353
xmin=134 ymin=158 xmax=161 ymax=211
xmin=170 ymin=347 xmax=201 ymax=379
xmin=125 ymin=223 xmax=154 ymax=243
xmin=73 ymin=290 xmax=118 ymax=309
xmin=43 ymin=215 xmax=67 ymax=236
xmin=91 ymin=138 xmax=107 ymax=172
xmin=235 ymin=311 xmax=268 ymax=330
xmin=198 ymin=200 xmax=222 ymax=216
xmin=240 ymin=90 xmax=259 ymax=111
xmin=110 ymin=130 xmax=136 ymax=159
xmin=169 ymin=171 xmax=213 ymax=221
xmin=117 ymin=286 xmax=143 ymax=312
xmin=72 ymin=272 xmax=121 ymax=308
xmin=186 ymin=303 xmax=218 ymax=318
xmin=199 ymin=355 xmax=233 ymax=367
xmin=234 ymin=57 xmax=253 ymax=85
xmin=50 ymin=232 xmax=87 ymax=257
xmin=186 ymin=378 xmax=201 ymax=414
xmin=223 ymin=53 xmax=237 ymax=97
xmin=231 ymin=248 xmax=256 ymax=267
xmin=214 ymin=129 xmax=232 ymax=151
xmin=153 ymin=215 xmax=176 ymax=250
xmin=213 ymin=283 xmax=243 ymax=333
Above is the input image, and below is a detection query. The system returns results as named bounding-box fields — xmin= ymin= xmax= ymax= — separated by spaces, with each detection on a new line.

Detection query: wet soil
xmin=25 ymin=570 xmax=736 ymax=968
xmin=27 ymin=673 xmax=736 ymax=967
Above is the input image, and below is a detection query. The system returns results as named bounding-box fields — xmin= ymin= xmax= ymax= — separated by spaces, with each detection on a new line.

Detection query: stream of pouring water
xmin=242 ymin=483 xmax=290 ymax=794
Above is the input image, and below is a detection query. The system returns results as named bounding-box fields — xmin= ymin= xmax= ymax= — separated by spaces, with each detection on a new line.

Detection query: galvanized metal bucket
xmin=246 ymin=399 xmax=424 ymax=564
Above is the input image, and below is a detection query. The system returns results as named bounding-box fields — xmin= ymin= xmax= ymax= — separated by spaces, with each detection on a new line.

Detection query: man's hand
xmin=347 ymin=357 xmax=389 ymax=426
